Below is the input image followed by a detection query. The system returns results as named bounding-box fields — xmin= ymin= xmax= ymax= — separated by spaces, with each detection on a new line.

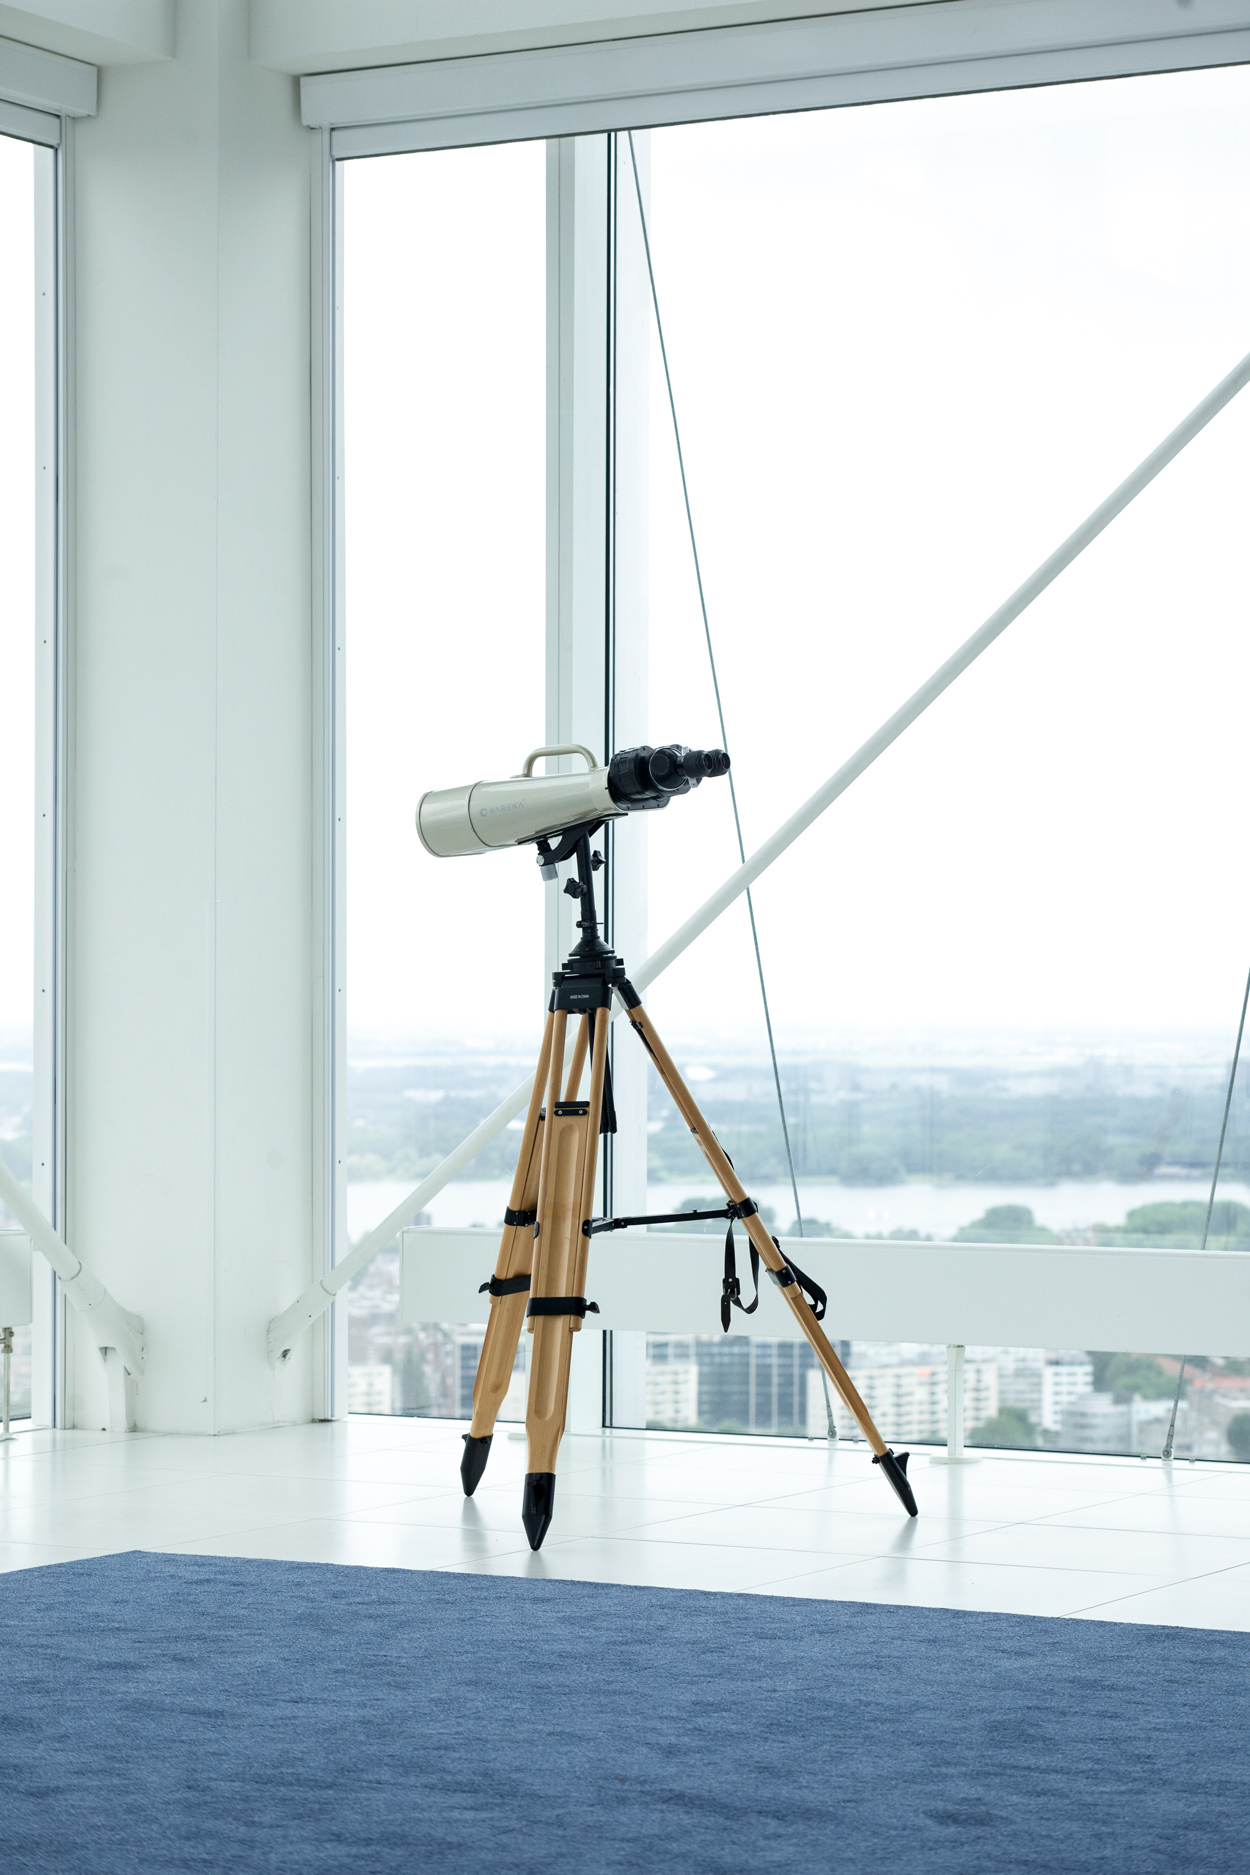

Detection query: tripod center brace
xmin=458 ymin=824 xmax=918 ymax=1549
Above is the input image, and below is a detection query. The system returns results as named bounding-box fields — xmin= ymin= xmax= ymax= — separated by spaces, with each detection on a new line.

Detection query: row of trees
xmin=953 ymin=1200 xmax=1250 ymax=1249
xmin=340 ymin=1055 xmax=1250 ymax=1189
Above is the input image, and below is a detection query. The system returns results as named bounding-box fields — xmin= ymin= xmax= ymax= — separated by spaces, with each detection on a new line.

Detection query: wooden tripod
xmin=458 ymin=829 xmax=918 ymax=1549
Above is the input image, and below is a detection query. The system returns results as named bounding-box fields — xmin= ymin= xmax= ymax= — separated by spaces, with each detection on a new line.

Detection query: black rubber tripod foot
xmin=873 ymin=1448 xmax=919 ymax=1517
xmin=522 ymin=1472 xmax=556 ymax=1550
xmin=460 ymin=1433 xmax=493 ymax=1497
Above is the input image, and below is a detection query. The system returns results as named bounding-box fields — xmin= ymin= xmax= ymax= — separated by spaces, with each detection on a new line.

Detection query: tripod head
xmin=416 ymin=742 xmax=729 ymax=860
xmin=543 ymin=826 xmax=625 ymax=1016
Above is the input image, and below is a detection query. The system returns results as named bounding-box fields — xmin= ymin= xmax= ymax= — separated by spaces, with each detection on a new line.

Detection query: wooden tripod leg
xmin=624 ymin=996 xmax=917 ymax=1515
xmin=459 ymin=1013 xmax=555 ymax=1497
xmin=521 ymin=1005 xmax=609 ymax=1549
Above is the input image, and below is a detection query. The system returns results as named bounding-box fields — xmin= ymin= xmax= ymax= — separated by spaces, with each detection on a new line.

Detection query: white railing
xmin=400 ymin=1224 xmax=1250 ymax=1458
xmin=400 ymin=1227 xmax=1250 ymax=1356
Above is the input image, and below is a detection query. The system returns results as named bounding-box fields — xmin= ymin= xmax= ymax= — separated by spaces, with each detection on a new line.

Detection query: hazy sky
xmin=641 ymin=67 xmax=1250 ymax=1049
xmin=345 ymin=62 xmax=1250 ymax=1058
xmin=0 ymin=133 xmax=34 ymax=1036
xmin=344 ymin=143 xmax=547 ymax=1048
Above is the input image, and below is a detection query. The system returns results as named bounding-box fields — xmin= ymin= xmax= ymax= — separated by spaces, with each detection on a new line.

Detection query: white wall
xmin=66 ymin=0 xmax=316 ymax=1431
xmin=0 ymin=2 xmax=173 ymax=68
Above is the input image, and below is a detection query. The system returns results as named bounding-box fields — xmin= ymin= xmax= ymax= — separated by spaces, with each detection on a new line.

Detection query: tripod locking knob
xmin=563 ymin=877 xmax=585 ymax=899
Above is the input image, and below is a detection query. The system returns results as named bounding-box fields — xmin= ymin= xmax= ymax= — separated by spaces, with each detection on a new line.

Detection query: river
xmin=347 ymin=1174 xmax=1250 ymax=1243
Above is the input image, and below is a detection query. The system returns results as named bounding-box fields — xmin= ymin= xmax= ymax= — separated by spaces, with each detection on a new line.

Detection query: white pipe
xmin=268 ymin=345 xmax=1250 ymax=1364
xmin=0 ymin=1158 xmax=145 ymax=1376
xmin=638 ymin=348 xmax=1250 ymax=988
xmin=268 ymin=1088 xmax=535 ymax=1358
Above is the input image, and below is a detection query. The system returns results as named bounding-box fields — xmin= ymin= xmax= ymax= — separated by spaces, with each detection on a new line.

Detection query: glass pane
xmin=641 ymin=1330 xmax=1250 ymax=1460
xmin=0 ymin=134 xmax=37 ymax=1423
xmin=342 ymin=141 xmax=546 ymax=1416
xmin=633 ymin=67 xmax=1250 ymax=1456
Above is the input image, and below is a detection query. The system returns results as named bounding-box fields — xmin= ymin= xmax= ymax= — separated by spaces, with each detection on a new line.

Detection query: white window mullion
xmin=30 ymin=137 xmax=62 ymax=1428
xmin=545 ymin=133 xmax=616 ymax=1432
xmin=313 ymin=134 xmax=345 ymax=1422
xmin=545 ymin=134 xmax=610 ymax=976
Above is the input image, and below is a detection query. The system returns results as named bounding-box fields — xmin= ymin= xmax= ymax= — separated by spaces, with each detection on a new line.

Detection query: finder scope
xmin=416 ymin=741 xmax=730 ymax=860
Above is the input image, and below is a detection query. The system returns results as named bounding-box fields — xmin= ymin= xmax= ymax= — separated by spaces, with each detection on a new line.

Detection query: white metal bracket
xmin=930 ymin=1343 xmax=979 ymax=1465
xmin=102 ymin=1347 xmax=138 ymax=1433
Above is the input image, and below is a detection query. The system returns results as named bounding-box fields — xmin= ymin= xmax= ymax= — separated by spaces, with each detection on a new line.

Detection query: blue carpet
xmin=0 ymin=1550 xmax=1244 ymax=1872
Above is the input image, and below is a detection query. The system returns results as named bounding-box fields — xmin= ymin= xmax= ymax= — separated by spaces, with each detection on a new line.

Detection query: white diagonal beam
xmin=0 ymin=1158 xmax=145 ymax=1375
xmin=268 ymin=344 xmax=1250 ymax=1364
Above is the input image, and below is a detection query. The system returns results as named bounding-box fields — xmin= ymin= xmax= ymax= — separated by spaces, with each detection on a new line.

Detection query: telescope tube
xmin=416 ymin=741 xmax=730 ymax=858
xmin=417 ymin=766 xmax=620 ymax=858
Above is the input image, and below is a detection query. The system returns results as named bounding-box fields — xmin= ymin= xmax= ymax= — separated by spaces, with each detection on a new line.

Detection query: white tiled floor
xmin=2 ymin=1416 xmax=1249 ymax=1628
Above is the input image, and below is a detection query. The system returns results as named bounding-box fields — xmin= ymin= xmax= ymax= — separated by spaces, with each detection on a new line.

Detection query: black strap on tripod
xmin=723 ymin=1236 xmax=828 ymax=1331
xmin=479 ymin=1273 xmax=531 ymax=1298
xmin=526 ymin=1296 xmax=600 ymax=1319
xmin=721 ymin=1219 xmax=760 ymax=1331
xmin=583 ymin=1197 xmax=759 ymax=1237
xmin=576 ymin=1195 xmax=826 ymax=1334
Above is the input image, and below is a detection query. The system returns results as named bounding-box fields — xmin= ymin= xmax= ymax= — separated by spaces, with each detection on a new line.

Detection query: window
xmin=341 ymin=140 xmax=546 ymax=1415
xmin=632 ymin=67 xmax=1250 ymax=1456
xmin=330 ymin=57 xmax=1250 ymax=1461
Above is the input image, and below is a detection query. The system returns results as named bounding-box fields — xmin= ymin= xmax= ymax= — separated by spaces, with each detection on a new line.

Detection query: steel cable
xmin=624 ymin=135 xmax=838 ymax=1438
xmin=1161 ymin=957 xmax=1250 ymax=1460
xmin=624 ymin=134 xmax=808 ymax=1233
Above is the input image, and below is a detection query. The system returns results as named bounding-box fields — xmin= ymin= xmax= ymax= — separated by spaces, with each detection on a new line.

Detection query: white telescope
xmin=416 ymin=741 xmax=730 ymax=859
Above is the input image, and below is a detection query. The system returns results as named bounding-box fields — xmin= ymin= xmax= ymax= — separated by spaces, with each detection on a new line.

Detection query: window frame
xmin=0 ymin=115 xmax=68 ymax=1428
xmin=304 ymin=1 xmax=1250 ymax=159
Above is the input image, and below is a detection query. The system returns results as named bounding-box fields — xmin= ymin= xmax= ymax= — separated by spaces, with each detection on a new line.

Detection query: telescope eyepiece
xmin=607 ymin=743 xmax=730 ymax=811
xmin=686 ymin=747 xmax=731 ymax=780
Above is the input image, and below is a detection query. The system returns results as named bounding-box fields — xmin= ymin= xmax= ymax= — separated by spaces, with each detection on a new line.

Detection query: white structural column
xmin=67 ymin=0 xmax=316 ymax=1432
xmin=545 ymin=134 xmax=611 ymax=1433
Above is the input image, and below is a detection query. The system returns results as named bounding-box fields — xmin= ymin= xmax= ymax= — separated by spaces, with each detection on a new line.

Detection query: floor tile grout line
xmin=1028 ymin=1514 xmax=1250 ymax=1536
xmin=156 ymin=1532 xmax=542 ymax=1566
xmin=154 ymin=1526 xmax=539 ymax=1561
xmin=714 ymin=1546 xmax=1239 ymax=1590
xmin=1062 ymin=1553 xmax=1250 ymax=1615
xmin=0 ymin=1480 xmax=456 ymax=1523
xmin=0 ymin=1495 xmax=486 ymax=1550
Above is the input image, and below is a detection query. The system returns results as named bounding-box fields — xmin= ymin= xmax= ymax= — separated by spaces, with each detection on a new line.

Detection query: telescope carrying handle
xmin=520 ymin=744 xmax=599 ymax=777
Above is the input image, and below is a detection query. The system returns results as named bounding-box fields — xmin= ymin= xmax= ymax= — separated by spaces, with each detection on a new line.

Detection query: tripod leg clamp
xmin=504 ymin=1208 xmax=537 ymax=1228
xmin=479 ymin=1274 xmax=532 ymax=1298
xmin=766 ymin=1250 xmax=828 ymax=1321
xmin=526 ymin=1297 xmax=600 ymax=1318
